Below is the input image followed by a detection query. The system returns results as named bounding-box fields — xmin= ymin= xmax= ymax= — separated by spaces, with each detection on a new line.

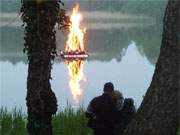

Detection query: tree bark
xmin=21 ymin=1 xmax=60 ymax=135
xmin=123 ymin=0 xmax=179 ymax=135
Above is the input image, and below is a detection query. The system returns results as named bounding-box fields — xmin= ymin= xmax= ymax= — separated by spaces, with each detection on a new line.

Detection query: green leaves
xmin=20 ymin=0 xmax=68 ymax=59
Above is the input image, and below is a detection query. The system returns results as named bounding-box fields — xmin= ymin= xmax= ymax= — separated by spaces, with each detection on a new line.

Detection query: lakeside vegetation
xmin=0 ymin=107 xmax=93 ymax=135
xmin=0 ymin=0 xmax=167 ymax=15
xmin=0 ymin=0 xmax=167 ymax=25
xmin=1 ymin=107 xmax=179 ymax=135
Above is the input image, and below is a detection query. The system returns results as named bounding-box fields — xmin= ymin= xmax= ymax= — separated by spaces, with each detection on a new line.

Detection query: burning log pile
xmin=58 ymin=50 xmax=88 ymax=61
xmin=59 ymin=4 xmax=88 ymax=61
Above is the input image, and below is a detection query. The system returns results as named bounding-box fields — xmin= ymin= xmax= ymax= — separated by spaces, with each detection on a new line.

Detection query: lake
xmin=0 ymin=2 xmax=163 ymax=111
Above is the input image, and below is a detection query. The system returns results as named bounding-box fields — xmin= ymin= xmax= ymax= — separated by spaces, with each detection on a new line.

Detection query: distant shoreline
xmin=0 ymin=12 xmax=155 ymax=28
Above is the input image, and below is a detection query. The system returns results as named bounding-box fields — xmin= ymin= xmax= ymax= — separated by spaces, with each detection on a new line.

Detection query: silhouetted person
xmin=86 ymin=82 xmax=117 ymax=135
xmin=114 ymin=98 xmax=136 ymax=135
xmin=111 ymin=90 xmax=124 ymax=111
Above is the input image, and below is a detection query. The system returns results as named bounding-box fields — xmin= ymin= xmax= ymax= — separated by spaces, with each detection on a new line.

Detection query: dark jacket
xmin=114 ymin=98 xmax=136 ymax=135
xmin=87 ymin=93 xmax=118 ymax=129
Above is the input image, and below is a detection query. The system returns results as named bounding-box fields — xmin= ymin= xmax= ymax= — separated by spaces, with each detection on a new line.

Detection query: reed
xmin=0 ymin=107 xmax=93 ymax=135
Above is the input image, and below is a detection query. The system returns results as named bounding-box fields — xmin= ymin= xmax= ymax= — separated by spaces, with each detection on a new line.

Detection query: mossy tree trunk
xmin=21 ymin=0 xmax=63 ymax=135
xmin=124 ymin=0 xmax=179 ymax=135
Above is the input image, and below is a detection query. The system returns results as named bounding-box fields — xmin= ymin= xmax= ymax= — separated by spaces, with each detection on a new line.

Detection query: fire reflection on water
xmin=65 ymin=60 xmax=85 ymax=104
xmin=63 ymin=4 xmax=87 ymax=104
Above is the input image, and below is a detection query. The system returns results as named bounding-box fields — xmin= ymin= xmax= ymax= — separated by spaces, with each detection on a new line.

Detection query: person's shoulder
xmin=92 ymin=95 xmax=101 ymax=101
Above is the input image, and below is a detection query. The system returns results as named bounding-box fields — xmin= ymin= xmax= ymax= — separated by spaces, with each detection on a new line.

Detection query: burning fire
xmin=65 ymin=4 xmax=86 ymax=103
xmin=65 ymin=4 xmax=86 ymax=52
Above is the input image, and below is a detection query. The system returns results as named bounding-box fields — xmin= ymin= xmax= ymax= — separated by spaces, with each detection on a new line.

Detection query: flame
xmin=65 ymin=4 xmax=86 ymax=103
xmin=65 ymin=4 xmax=86 ymax=52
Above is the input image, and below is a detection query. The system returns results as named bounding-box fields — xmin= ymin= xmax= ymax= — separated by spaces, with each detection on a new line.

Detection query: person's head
xmin=111 ymin=90 xmax=124 ymax=110
xmin=123 ymin=98 xmax=134 ymax=108
xmin=103 ymin=82 xmax=114 ymax=94
xmin=111 ymin=90 xmax=123 ymax=100
xmin=124 ymin=98 xmax=134 ymax=104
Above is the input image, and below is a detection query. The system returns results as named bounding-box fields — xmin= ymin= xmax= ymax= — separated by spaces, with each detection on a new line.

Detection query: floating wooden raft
xmin=58 ymin=51 xmax=89 ymax=60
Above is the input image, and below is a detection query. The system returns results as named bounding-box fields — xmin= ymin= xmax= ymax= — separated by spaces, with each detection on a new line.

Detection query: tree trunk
xmin=21 ymin=1 xmax=60 ymax=135
xmin=123 ymin=0 xmax=179 ymax=135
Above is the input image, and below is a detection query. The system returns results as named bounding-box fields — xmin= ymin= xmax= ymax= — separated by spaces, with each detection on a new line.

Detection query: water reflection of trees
xmin=0 ymin=27 xmax=27 ymax=64
xmin=0 ymin=25 xmax=161 ymax=65
xmin=86 ymin=25 xmax=161 ymax=64
xmin=0 ymin=0 xmax=166 ymax=64
xmin=130 ymin=26 xmax=162 ymax=64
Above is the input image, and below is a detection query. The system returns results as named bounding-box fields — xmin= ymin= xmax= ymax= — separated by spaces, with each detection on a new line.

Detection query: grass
xmin=177 ymin=128 xmax=180 ymax=135
xmin=0 ymin=107 xmax=93 ymax=135
xmin=1 ymin=107 xmax=179 ymax=135
xmin=52 ymin=106 xmax=92 ymax=135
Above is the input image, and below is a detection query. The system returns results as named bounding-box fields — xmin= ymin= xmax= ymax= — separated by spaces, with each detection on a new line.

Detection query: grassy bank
xmin=1 ymin=108 xmax=179 ymax=135
xmin=0 ymin=107 xmax=93 ymax=135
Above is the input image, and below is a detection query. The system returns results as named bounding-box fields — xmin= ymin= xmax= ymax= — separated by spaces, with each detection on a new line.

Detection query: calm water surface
xmin=0 ymin=43 xmax=155 ymax=110
xmin=0 ymin=8 xmax=162 ymax=111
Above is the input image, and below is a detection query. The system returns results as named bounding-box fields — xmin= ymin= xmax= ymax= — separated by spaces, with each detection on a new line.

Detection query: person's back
xmin=114 ymin=98 xmax=136 ymax=135
xmin=90 ymin=93 xmax=117 ymax=128
xmin=86 ymin=82 xmax=117 ymax=135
